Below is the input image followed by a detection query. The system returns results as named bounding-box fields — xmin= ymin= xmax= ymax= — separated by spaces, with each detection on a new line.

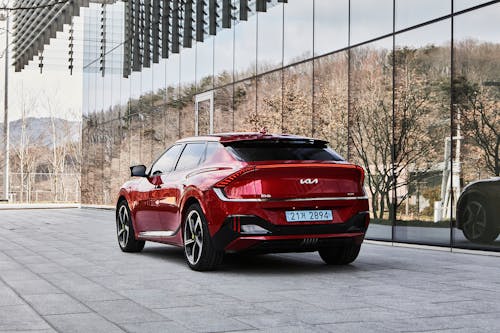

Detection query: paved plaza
xmin=0 ymin=208 xmax=499 ymax=332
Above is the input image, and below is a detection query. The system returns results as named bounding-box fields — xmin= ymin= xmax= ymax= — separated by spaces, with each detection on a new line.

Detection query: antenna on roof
xmin=259 ymin=127 xmax=268 ymax=135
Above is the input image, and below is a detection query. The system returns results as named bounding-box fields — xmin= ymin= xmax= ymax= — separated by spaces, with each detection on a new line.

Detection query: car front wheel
xmin=116 ymin=200 xmax=145 ymax=252
xmin=318 ymin=244 xmax=361 ymax=265
xmin=183 ymin=203 xmax=223 ymax=271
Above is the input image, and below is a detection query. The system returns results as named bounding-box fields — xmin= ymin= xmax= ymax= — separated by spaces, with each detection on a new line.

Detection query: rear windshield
xmin=225 ymin=140 xmax=344 ymax=162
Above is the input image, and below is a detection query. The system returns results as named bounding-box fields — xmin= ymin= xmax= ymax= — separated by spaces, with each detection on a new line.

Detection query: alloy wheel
xmin=117 ymin=204 xmax=130 ymax=248
xmin=184 ymin=210 xmax=204 ymax=265
xmin=462 ymin=200 xmax=487 ymax=241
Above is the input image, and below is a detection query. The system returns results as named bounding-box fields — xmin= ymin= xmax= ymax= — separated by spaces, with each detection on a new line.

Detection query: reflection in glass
xmin=453 ymin=4 xmax=500 ymax=249
xmin=150 ymin=59 xmax=167 ymax=163
xmin=179 ymin=47 xmax=196 ymax=138
xmin=257 ymin=71 xmax=283 ymax=133
xmin=141 ymin=67 xmax=154 ymax=166
xmin=313 ymin=51 xmax=348 ymax=159
xmin=234 ymin=3 xmax=256 ymax=80
xmin=283 ymin=0 xmax=313 ymax=65
xmin=350 ymin=0 xmax=393 ymax=45
xmin=165 ymin=49 xmax=180 ymax=144
xmin=394 ymin=20 xmax=451 ymax=246
xmin=314 ymin=0 xmax=349 ymax=56
xmin=214 ymin=87 xmax=234 ymax=133
xmin=119 ymin=74 xmax=131 ymax=197
xmin=196 ymin=39 xmax=214 ymax=92
xmin=396 ymin=0 xmax=449 ymax=31
xmin=257 ymin=1 xmax=283 ymax=74
xmin=197 ymin=98 xmax=211 ymax=136
xmin=350 ymin=37 xmax=393 ymax=241
xmin=283 ymin=62 xmax=313 ymax=137
xmin=233 ymin=79 xmax=257 ymax=132
xmin=214 ymin=26 xmax=234 ymax=87
xmin=454 ymin=0 xmax=492 ymax=12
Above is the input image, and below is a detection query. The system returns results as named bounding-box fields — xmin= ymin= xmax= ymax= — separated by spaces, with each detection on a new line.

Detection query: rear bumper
xmin=212 ymin=211 xmax=369 ymax=253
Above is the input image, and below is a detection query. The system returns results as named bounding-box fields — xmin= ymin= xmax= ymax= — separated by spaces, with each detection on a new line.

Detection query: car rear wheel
xmin=183 ymin=204 xmax=223 ymax=271
xmin=318 ymin=244 xmax=361 ymax=265
xmin=460 ymin=197 xmax=499 ymax=243
xmin=116 ymin=200 xmax=145 ymax=252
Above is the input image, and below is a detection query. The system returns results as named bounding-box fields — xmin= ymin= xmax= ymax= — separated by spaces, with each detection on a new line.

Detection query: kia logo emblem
xmin=300 ymin=178 xmax=318 ymax=185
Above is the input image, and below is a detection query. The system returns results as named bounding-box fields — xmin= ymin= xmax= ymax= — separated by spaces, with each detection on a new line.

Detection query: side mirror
xmin=130 ymin=165 xmax=147 ymax=177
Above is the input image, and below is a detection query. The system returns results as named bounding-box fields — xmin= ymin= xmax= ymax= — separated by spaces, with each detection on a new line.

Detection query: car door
xmin=155 ymin=142 xmax=207 ymax=233
xmin=145 ymin=144 xmax=184 ymax=233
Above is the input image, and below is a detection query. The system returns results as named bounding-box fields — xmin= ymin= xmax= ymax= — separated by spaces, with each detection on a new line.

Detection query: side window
xmin=203 ymin=142 xmax=221 ymax=163
xmin=175 ymin=143 xmax=206 ymax=171
xmin=150 ymin=145 xmax=183 ymax=175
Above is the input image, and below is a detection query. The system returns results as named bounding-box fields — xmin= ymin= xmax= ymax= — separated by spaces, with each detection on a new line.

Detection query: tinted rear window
xmin=225 ymin=140 xmax=344 ymax=162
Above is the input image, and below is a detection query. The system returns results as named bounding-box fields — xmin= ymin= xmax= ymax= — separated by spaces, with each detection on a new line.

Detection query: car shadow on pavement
xmin=219 ymin=253 xmax=362 ymax=275
xmin=140 ymin=245 xmax=363 ymax=275
xmin=141 ymin=245 xmax=187 ymax=265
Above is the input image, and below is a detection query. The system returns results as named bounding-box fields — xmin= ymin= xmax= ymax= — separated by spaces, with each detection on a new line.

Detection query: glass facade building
xmin=81 ymin=0 xmax=500 ymax=252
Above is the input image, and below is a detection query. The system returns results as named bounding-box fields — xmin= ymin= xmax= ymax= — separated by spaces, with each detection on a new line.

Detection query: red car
xmin=116 ymin=133 xmax=369 ymax=270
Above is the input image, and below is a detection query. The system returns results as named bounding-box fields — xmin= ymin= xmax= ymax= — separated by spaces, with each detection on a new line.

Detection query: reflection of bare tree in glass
xmin=214 ymin=87 xmax=234 ymax=133
xmin=455 ymin=41 xmax=500 ymax=177
xmin=250 ymin=72 xmax=282 ymax=133
xmin=313 ymin=53 xmax=348 ymax=158
xmin=351 ymin=46 xmax=444 ymax=221
xmin=350 ymin=47 xmax=394 ymax=220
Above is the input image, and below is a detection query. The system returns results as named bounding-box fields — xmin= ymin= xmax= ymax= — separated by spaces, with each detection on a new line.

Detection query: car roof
xmin=176 ymin=132 xmax=328 ymax=144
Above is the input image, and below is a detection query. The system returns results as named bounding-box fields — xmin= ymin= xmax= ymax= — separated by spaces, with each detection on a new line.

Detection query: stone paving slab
xmin=0 ymin=208 xmax=499 ymax=332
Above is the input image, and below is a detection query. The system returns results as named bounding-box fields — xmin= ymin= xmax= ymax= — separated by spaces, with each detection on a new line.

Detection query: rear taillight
xmin=213 ymin=166 xmax=255 ymax=188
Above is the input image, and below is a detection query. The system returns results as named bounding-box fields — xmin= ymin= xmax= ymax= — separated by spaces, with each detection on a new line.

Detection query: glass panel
xmin=129 ymin=70 xmax=143 ymax=167
xmin=283 ymin=62 xmax=313 ymax=137
xmin=283 ymin=0 xmax=313 ymax=65
xmin=453 ymin=4 xmax=500 ymax=250
xmin=234 ymin=79 xmax=257 ymax=131
xmin=350 ymin=37 xmax=393 ymax=241
xmin=151 ymin=58 xmax=168 ymax=163
xmin=119 ymin=69 xmax=131 ymax=196
xmin=234 ymin=2 xmax=257 ymax=80
xmin=314 ymin=0 xmax=349 ymax=56
xmin=196 ymin=39 xmax=214 ymax=92
xmin=257 ymin=1 xmax=283 ymax=74
xmin=454 ymin=0 xmax=492 ymax=12
xmin=214 ymin=87 xmax=234 ymax=133
xmin=165 ymin=53 xmax=181 ymax=144
xmin=313 ymin=51 xmax=349 ymax=159
xmin=394 ymin=20 xmax=451 ymax=246
xmin=214 ymin=22 xmax=234 ymax=87
xmin=350 ymin=0 xmax=393 ymax=45
xmin=180 ymin=47 xmax=196 ymax=138
xmin=141 ymin=67 xmax=154 ymax=166
xmin=197 ymin=99 xmax=211 ymax=135
xmin=256 ymin=71 xmax=282 ymax=133
xmin=95 ymin=113 xmax=105 ymax=204
xmin=396 ymin=0 xmax=450 ymax=31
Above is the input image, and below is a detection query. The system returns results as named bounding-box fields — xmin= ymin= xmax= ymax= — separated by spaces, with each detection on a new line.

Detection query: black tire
xmin=116 ymin=200 xmax=145 ymax=252
xmin=459 ymin=196 xmax=499 ymax=244
xmin=183 ymin=203 xmax=223 ymax=271
xmin=318 ymin=244 xmax=361 ymax=265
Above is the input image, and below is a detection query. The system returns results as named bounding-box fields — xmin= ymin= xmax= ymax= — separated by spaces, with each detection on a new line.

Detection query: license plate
xmin=285 ymin=210 xmax=333 ymax=222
